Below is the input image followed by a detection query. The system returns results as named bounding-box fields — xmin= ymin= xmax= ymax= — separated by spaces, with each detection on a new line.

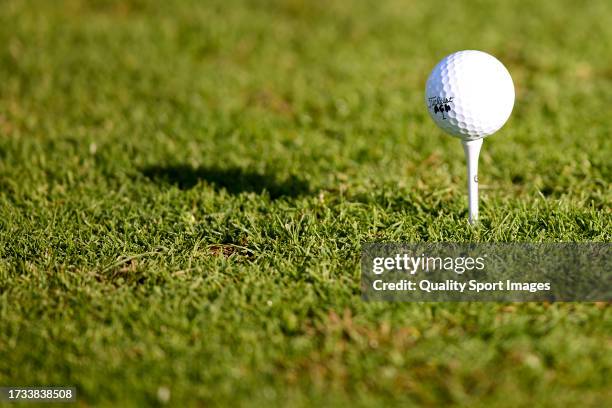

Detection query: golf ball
xmin=425 ymin=50 xmax=515 ymax=140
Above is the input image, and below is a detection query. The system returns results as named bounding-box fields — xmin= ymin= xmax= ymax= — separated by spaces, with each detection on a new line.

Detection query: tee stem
xmin=462 ymin=139 xmax=483 ymax=225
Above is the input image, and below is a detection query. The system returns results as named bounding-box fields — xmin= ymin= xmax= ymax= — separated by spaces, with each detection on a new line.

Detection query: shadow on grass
xmin=141 ymin=165 xmax=310 ymax=199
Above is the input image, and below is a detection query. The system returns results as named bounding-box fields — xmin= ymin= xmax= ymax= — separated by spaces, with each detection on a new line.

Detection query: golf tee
xmin=462 ymin=138 xmax=483 ymax=225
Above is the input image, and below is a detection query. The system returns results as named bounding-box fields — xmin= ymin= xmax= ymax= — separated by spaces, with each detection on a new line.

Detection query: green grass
xmin=0 ymin=0 xmax=611 ymax=406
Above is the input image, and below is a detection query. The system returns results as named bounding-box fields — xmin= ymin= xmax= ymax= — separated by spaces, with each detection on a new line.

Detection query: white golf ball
xmin=425 ymin=50 xmax=515 ymax=140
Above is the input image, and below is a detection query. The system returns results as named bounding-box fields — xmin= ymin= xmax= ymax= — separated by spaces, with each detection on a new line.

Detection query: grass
xmin=0 ymin=0 xmax=610 ymax=406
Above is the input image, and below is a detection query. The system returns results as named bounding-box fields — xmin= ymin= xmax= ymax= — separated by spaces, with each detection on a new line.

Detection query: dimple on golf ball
xmin=425 ymin=50 xmax=515 ymax=140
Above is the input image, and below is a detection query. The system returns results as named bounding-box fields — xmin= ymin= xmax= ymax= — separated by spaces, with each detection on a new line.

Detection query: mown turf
xmin=0 ymin=0 xmax=610 ymax=406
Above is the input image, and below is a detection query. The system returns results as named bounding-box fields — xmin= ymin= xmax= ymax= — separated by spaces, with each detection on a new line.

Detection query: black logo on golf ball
xmin=428 ymin=96 xmax=454 ymax=120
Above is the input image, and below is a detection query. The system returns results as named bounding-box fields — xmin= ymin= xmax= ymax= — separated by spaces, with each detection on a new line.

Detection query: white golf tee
xmin=462 ymin=139 xmax=483 ymax=225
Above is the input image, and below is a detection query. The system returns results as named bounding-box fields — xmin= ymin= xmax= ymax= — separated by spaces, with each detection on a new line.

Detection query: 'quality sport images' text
xmin=371 ymin=279 xmax=551 ymax=294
